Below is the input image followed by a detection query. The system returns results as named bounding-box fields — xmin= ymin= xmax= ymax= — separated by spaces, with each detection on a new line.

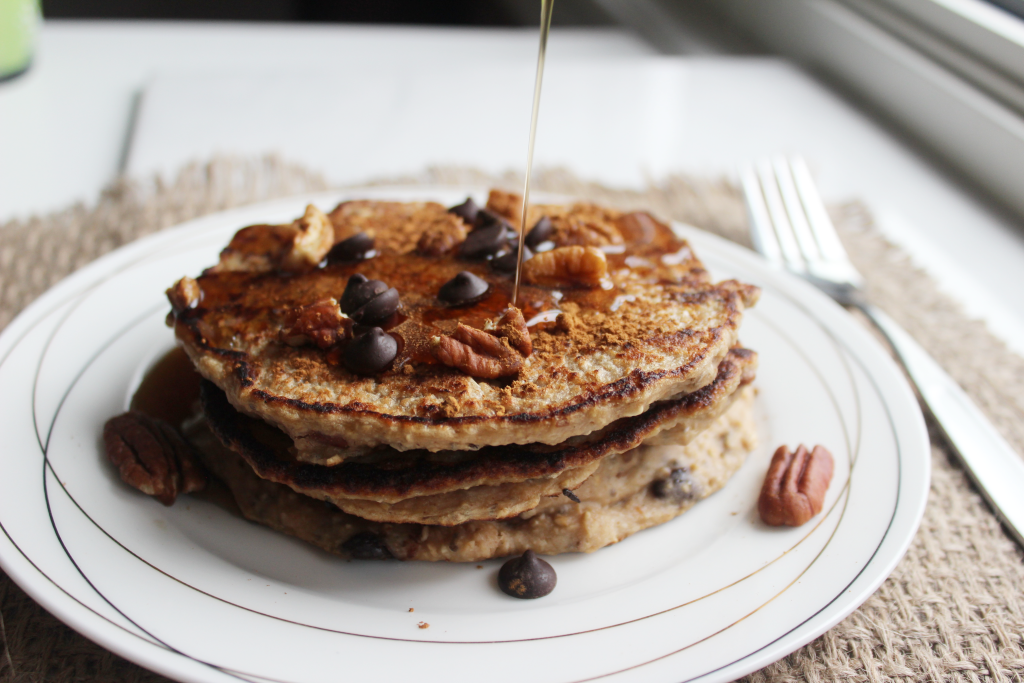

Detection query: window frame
xmin=703 ymin=0 xmax=1024 ymax=220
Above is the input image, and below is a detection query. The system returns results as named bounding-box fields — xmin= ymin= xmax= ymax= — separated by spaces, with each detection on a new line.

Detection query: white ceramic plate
xmin=0 ymin=187 xmax=930 ymax=683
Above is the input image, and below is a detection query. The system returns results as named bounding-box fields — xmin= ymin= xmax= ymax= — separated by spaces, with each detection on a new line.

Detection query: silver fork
xmin=742 ymin=155 xmax=1024 ymax=549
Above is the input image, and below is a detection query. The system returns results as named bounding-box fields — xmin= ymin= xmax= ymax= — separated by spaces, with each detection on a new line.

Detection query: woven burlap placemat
xmin=1 ymin=158 xmax=1022 ymax=683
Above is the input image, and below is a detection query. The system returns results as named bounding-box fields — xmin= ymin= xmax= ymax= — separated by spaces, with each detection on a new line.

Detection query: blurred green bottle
xmin=1 ymin=0 xmax=41 ymax=81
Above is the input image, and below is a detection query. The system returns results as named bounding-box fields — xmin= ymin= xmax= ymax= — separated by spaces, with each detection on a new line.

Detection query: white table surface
xmin=3 ymin=20 xmax=1024 ymax=355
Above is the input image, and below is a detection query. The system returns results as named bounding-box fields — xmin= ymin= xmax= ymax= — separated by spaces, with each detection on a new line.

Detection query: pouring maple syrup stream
xmin=136 ymin=0 xmax=682 ymax=414
xmin=512 ymin=0 xmax=555 ymax=308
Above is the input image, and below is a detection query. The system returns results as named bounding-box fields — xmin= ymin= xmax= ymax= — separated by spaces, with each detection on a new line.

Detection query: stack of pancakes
xmin=171 ymin=191 xmax=760 ymax=562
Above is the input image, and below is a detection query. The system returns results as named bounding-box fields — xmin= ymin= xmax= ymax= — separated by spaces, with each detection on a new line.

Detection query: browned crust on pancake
xmin=200 ymin=348 xmax=757 ymax=503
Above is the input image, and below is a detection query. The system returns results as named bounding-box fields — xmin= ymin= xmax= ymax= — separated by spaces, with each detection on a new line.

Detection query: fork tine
xmin=790 ymin=157 xmax=850 ymax=264
xmin=756 ymin=159 xmax=805 ymax=272
xmin=773 ymin=156 xmax=823 ymax=266
xmin=740 ymin=163 xmax=782 ymax=265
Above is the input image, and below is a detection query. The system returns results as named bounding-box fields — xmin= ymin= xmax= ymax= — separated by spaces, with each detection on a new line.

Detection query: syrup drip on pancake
xmin=512 ymin=0 xmax=556 ymax=307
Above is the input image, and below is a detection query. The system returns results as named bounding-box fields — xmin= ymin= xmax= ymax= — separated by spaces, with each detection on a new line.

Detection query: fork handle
xmin=861 ymin=303 xmax=1024 ymax=547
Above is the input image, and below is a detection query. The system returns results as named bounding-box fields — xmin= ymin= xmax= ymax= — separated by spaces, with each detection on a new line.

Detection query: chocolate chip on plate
xmin=344 ymin=327 xmax=398 ymax=374
xmin=491 ymin=241 xmax=533 ymax=273
xmin=341 ymin=532 xmax=394 ymax=560
xmin=448 ymin=197 xmax=480 ymax=224
xmin=438 ymin=271 xmax=490 ymax=306
xmin=498 ymin=550 xmax=556 ymax=599
xmin=460 ymin=223 xmax=509 ymax=259
xmin=525 ymin=216 xmax=553 ymax=248
xmin=327 ymin=232 xmax=375 ymax=263
xmin=651 ymin=467 xmax=702 ymax=503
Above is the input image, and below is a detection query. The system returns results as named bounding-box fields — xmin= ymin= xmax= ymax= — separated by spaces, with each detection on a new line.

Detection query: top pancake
xmin=172 ymin=192 xmax=760 ymax=453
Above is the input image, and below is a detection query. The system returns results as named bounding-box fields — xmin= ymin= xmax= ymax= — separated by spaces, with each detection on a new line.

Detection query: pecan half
xmin=166 ymin=276 xmax=201 ymax=313
xmin=522 ymin=246 xmax=608 ymax=287
xmin=281 ymin=298 xmax=347 ymax=349
xmin=103 ymin=411 xmax=207 ymax=506
xmin=758 ymin=444 xmax=834 ymax=527
xmin=216 ymin=204 xmax=334 ymax=273
xmin=432 ymin=324 xmax=524 ymax=379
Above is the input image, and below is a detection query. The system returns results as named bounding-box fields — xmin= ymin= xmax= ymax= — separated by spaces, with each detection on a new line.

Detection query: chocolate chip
xmin=327 ymin=232 xmax=375 ymax=263
xmin=340 ymin=274 xmax=388 ymax=313
xmin=491 ymin=241 xmax=533 ymax=273
xmin=460 ymin=223 xmax=509 ymax=259
xmin=651 ymin=467 xmax=702 ymax=503
xmin=525 ymin=216 xmax=553 ymax=248
xmin=350 ymin=287 xmax=400 ymax=325
xmin=344 ymin=328 xmax=398 ymax=374
xmin=473 ymin=209 xmax=509 ymax=229
xmin=448 ymin=197 xmax=480 ymax=224
xmin=498 ymin=550 xmax=556 ymax=599
xmin=438 ymin=271 xmax=490 ymax=306
xmin=342 ymin=532 xmax=394 ymax=560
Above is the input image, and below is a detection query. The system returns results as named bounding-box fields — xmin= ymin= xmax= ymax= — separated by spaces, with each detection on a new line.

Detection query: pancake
xmin=199 ymin=347 xmax=756 ymax=524
xmin=172 ymin=195 xmax=760 ymax=455
xmin=188 ymin=386 xmax=756 ymax=562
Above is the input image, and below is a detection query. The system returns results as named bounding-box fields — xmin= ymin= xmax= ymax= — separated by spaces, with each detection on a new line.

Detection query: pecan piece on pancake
xmin=166 ymin=276 xmax=201 ymax=313
xmin=432 ymin=310 xmax=532 ymax=379
xmin=216 ymin=204 xmax=334 ymax=273
xmin=486 ymin=190 xmax=623 ymax=247
xmin=547 ymin=206 xmax=624 ymax=247
xmin=523 ymin=246 xmax=608 ymax=287
xmin=286 ymin=204 xmax=335 ymax=269
xmin=103 ymin=411 xmax=207 ymax=506
xmin=758 ymin=444 xmax=834 ymax=527
xmin=485 ymin=189 xmax=526 ymax=227
xmin=416 ymin=216 xmax=471 ymax=256
xmin=494 ymin=306 xmax=532 ymax=357
xmin=281 ymin=298 xmax=347 ymax=349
